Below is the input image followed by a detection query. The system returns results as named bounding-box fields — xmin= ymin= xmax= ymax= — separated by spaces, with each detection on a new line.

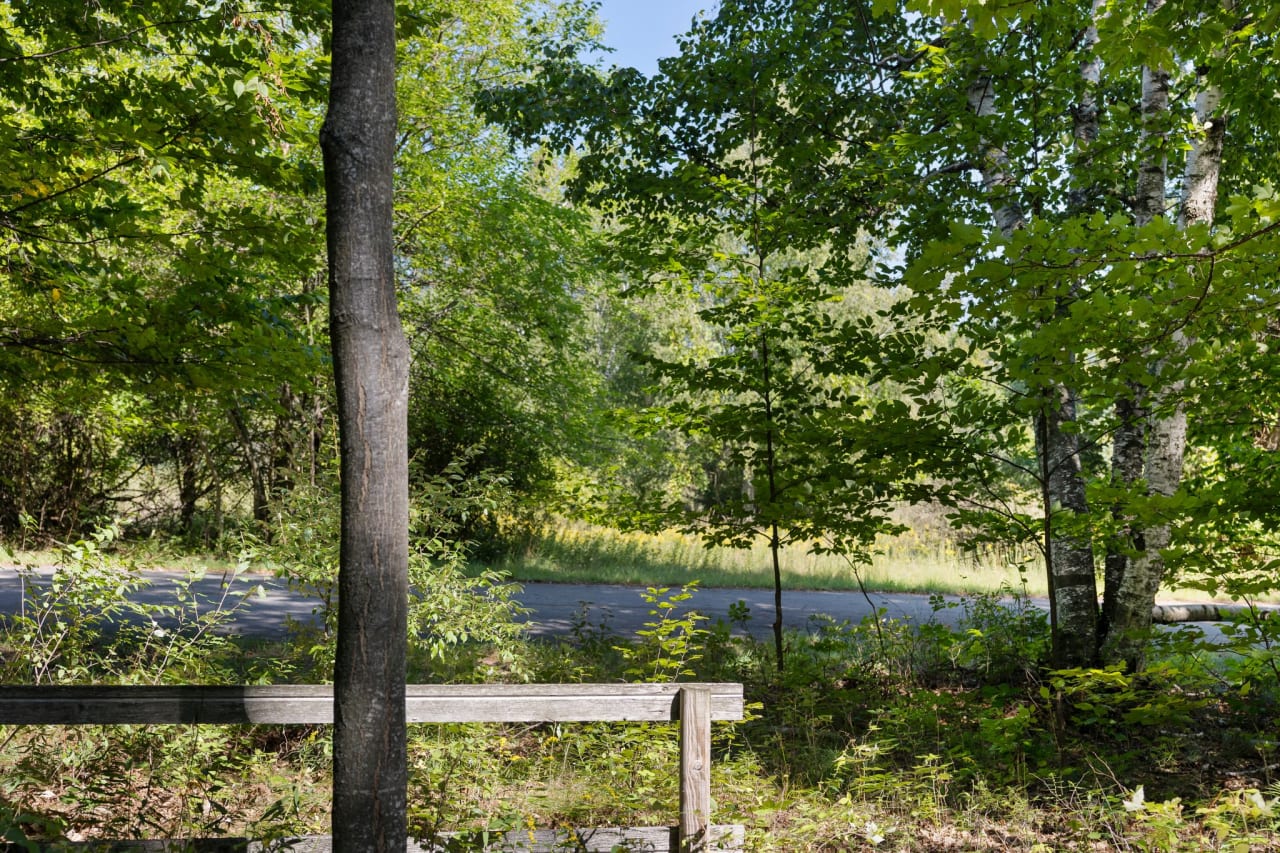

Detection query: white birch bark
xmin=1105 ymin=72 xmax=1225 ymax=668
xmin=1178 ymin=87 xmax=1226 ymax=230
xmin=1067 ymin=0 xmax=1104 ymax=211
xmin=1133 ymin=74 xmax=1171 ymax=225
xmin=969 ymin=67 xmax=1098 ymax=666
xmin=1076 ymin=3 xmax=1102 ymax=140
xmin=1101 ymin=1 xmax=1169 ymax=653
xmin=1133 ymin=0 xmax=1171 ymax=230
xmin=966 ymin=76 xmax=1026 ymax=236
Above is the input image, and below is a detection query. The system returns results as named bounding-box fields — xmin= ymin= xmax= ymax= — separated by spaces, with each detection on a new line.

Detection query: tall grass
xmin=490 ymin=518 xmax=1272 ymax=603
xmin=489 ymin=518 xmax=1049 ymax=596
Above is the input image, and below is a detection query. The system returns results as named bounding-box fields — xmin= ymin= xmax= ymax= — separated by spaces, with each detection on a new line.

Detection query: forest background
xmin=4 ymin=0 xmax=1280 ymax=849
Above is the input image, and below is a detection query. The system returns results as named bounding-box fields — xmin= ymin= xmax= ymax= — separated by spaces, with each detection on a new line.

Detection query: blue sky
xmin=592 ymin=0 xmax=718 ymax=75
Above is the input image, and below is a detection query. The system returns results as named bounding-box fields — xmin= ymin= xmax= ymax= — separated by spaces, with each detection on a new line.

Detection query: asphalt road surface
xmin=0 ymin=565 xmax=1242 ymax=644
xmin=0 ymin=565 xmax=983 ymax=640
xmin=514 ymin=581 xmax=978 ymax=639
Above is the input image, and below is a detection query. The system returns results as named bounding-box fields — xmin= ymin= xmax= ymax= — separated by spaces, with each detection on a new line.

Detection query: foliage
xmin=614 ymin=583 xmax=708 ymax=682
xmin=7 ymin=0 xmax=1280 ymax=846
xmin=0 ymin=524 xmax=314 ymax=845
xmin=266 ymin=459 xmax=529 ymax=680
xmin=394 ymin=0 xmax=610 ymax=521
xmin=0 ymin=0 xmax=331 ymax=541
xmin=0 ymin=799 xmax=65 ymax=852
xmin=872 ymin=0 xmax=1280 ymax=664
xmin=482 ymin=0 xmax=969 ymax=671
xmin=936 ymin=588 xmax=1052 ymax=685
xmin=0 ymin=0 xmax=604 ymax=547
xmin=489 ymin=0 xmax=1280 ymax=669
xmin=0 ymin=524 xmax=266 ymax=685
xmin=3 ymin=570 xmax=1279 ymax=848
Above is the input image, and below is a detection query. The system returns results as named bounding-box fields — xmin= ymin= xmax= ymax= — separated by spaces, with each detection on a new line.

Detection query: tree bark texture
xmin=966 ymin=76 xmax=1026 ymax=235
xmin=1133 ymin=73 xmax=1170 ymax=226
xmin=1100 ymin=41 xmax=1228 ymax=666
xmin=1069 ymin=0 xmax=1141 ymax=644
xmin=1099 ymin=2 xmax=1169 ymax=665
xmin=1036 ymin=392 xmax=1099 ymax=667
xmin=175 ymin=426 xmax=201 ymax=532
xmin=1102 ymin=392 xmax=1147 ymax=636
xmin=322 ymin=1 xmax=410 ymax=851
xmin=1066 ymin=0 xmax=1103 ymax=214
xmin=968 ymin=69 xmax=1098 ymax=664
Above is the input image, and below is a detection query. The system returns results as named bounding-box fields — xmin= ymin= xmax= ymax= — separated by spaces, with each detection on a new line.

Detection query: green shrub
xmin=2 ymin=524 xmax=265 ymax=685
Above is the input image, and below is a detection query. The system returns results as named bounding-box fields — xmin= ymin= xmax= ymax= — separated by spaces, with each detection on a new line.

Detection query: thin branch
xmin=0 ymin=154 xmax=142 ymax=219
xmin=923 ymin=160 xmax=977 ymax=181
xmin=0 ymin=17 xmax=203 ymax=64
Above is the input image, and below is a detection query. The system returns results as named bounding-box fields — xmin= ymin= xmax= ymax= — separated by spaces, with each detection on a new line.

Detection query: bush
xmin=1 ymin=524 xmax=264 ymax=685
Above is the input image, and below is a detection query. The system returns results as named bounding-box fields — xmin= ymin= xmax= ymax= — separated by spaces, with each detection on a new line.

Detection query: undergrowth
xmin=3 ymin=529 xmax=1280 ymax=851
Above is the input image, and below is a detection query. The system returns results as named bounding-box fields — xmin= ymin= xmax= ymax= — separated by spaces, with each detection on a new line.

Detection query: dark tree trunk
xmin=1036 ymin=390 xmax=1099 ymax=668
xmin=759 ymin=332 xmax=785 ymax=673
xmin=175 ymin=430 xmax=201 ymax=532
xmin=322 ymin=1 xmax=409 ymax=852
xmin=228 ymin=404 xmax=271 ymax=531
xmin=270 ymin=382 xmax=299 ymax=503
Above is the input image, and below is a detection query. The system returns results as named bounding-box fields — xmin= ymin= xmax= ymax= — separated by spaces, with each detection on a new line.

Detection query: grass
xmin=4 ymin=527 xmax=1280 ymax=851
xmin=488 ymin=517 xmax=1280 ymax=604
xmin=491 ymin=518 xmax=1034 ymax=597
xmin=5 ymin=542 xmax=245 ymax=575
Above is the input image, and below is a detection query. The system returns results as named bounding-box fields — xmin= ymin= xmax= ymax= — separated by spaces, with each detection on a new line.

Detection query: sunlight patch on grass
xmin=489 ymin=519 xmax=1048 ymax=596
xmin=490 ymin=519 xmax=1280 ymax=602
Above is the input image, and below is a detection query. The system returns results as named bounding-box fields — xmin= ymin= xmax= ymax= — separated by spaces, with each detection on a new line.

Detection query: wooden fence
xmin=0 ymin=683 xmax=745 ymax=852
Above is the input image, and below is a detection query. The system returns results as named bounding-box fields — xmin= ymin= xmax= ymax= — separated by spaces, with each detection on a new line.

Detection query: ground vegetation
xmin=4 ymin=0 xmax=1280 ymax=848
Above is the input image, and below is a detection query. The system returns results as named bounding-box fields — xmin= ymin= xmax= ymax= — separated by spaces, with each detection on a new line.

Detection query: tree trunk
xmin=759 ymin=331 xmax=785 ymax=672
xmin=1101 ymin=392 xmax=1146 ymax=636
xmin=270 ymin=382 xmax=300 ymax=503
xmin=322 ymin=1 xmax=409 ymax=851
xmin=1100 ymin=0 xmax=1226 ymax=662
xmin=229 ymin=404 xmax=271 ymax=531
xmin=1103 ymin=80 xmax=1224 ymax=669
xmin=175 ymin=429 xmax=200 ymax=533
xmin=1036 ymin=391 xmax=1099 ymax=667
xmin=968 ymin=71 xmax=1098 ymax=663
xmin=1098 ymin=3 xmax=1168 ymax=665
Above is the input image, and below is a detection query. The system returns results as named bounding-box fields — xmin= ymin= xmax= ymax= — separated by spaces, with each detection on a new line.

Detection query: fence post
xmin=679 ymin=685 xmax=712 ymax=852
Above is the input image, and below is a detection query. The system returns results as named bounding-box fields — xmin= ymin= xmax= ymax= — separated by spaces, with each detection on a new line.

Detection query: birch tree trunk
xmin=968 ymin=73 xmax=1099 ymax=666
xmin=322 ymin=0 xmax=410 ymax=850
xmin=1100 ymin=0 xmax=1229 ymax=667
xmin=1101 ymin=0 xmax=1168 ymax=653
xmin=1035 ymin=385 xmax=1100 ymax=667
xmin=1104 ymin=80 xmax=1225 ymax=669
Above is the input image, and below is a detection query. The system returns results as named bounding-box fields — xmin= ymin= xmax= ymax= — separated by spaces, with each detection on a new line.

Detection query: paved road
xmin=515 ymin=581 xmax=981 ymax=639
xmin=0 ymin=565 xmax=1244 ymax=644
xmin=0 ymin=566 xmax=980 ymax=640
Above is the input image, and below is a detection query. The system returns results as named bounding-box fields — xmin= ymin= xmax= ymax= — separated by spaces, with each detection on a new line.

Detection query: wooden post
xmin=679 ymin=685 xmax=712 ymax=852
xmin=0 ymin=684 xmax=745 ymax=851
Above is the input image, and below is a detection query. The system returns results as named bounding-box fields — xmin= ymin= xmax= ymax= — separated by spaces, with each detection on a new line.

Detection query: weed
xmin=4 ymin=530 xmax=1280 ymax=850
xmin=2 ymin=525 xmax=268 ymax=686
xmin=615 ymin=583 xmax=708 ymax=682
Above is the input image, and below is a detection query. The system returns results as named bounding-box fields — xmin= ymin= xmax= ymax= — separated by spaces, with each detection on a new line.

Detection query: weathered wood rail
xmin=0 ymin=683 xmax=745 ymax=852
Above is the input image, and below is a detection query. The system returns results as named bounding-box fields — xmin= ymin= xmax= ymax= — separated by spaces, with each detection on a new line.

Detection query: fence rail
xmin=0 ymin=683 xmax=745 ymax=852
